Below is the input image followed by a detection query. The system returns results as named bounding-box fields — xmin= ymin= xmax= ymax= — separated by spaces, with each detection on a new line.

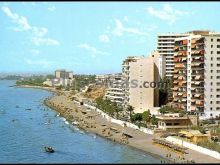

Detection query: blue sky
xmin=1 ymin=2 xmax=220 ymax=75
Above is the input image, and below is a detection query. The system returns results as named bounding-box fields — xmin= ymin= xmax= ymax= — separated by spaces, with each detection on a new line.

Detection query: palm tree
xmin=126 ymin=105 xmax=134 ymax=121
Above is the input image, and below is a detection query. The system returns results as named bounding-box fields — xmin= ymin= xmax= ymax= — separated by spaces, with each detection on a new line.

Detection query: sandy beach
xmin=43 ymin=91 xmax=220 ymax=164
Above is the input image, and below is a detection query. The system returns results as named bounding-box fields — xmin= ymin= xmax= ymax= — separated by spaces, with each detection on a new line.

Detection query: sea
xmin=0 ymin=80 xmax=161 ymax=163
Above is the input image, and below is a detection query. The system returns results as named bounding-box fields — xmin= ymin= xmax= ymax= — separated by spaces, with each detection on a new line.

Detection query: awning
xmin=195 ymin=94 xmax=201 ymax=97
xmin=182 ymin=57 xmax=187 ymax=61
xmin=178 ymin=82 xmax=183 ymax=86
xmin=178 ymin=76 xmax=183 ymax=80
xmin=191 ymin=100 xmax=196 ymax=103
xmin=191 ymin=44 xmax=196 ymax=49
xmin=191 ymin=88 xmax=196 ymax=91
xmin=195 ymin=76 xmax=201 ymax=80
xmin=191 ymin=106 xmax=196 ymax=111
xmin=191 ymin=39 xmax=197 ymax=44
xmin=173 ymin=75 xmax=178 ymax=79
xmin=195 ymin=57 xmax=201 ymax=60
xmin=195 ymin=82 xmax=201 ymax=85
xmin=182 ymin=51 xmax=188 ymax=56
xmin=178 ymin=52 xmax=183 ymax=56
xmin=196 ymin=101 xmax=203 ymax=105
xmin=195 ymin=63 xmax=202 ymax=66
xmin=182 ymin=99 xmax=187 ymax=102
xmin=178 ymin=93 xmax=183 ymax=96
xmin=182 ymin=39 xmax=188 ymax=45
xmin=173 ymin=87 xmax=178 ymax=90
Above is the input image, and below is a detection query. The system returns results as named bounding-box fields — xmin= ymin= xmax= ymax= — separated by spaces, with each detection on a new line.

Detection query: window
xmin=211 ymin=82 xmax=213 ymax=85
xmin=217 ymin=39 xmax=220 ymax=42
xmin=217 ymin=57 xmax=220 ymax=61
xmin=211 ymin=45 xmax=213 ymax=48
xmin=211 ymin=38 xmax=213 ymax=42
xmin=216 ymin=101 xmax=220 ymax=104
xmin=211 ymin=57 xmax=213 ymax=61
xmin=218 ymin=51 xmax=220 ymax=54
xmin=211 ymin=64 xmax=213 ymax=67
xmin=217 ymin=45 xmax=220 ymax=48
xmin=217 ymin=95 xmax=220 ymax=98
xmin=211 ymin=70 xmax=213 ymax=73
xmin=217 ymin=64 xmax=220 ymax=67
xmin=217 ymin=76 xmax=220 ymax=79
xmin=211 ymin=88 xmax=213 ymax=92
xmin=210 ymin=101 xmax=213 ymax=104
xmin=217 ymin=70 xmax=220 ymax=73
xmin=211 ymin=51 xmax=213 ymax=54
xmin=217 ymin=89 xmax=220 ymax=91
xmin=211 ymin=95 xmax=213 ymax=98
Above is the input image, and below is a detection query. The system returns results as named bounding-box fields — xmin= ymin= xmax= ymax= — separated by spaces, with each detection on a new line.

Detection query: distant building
xmin=55 ymin=69 xmax=73 ymax=79
xmin=43 ymin=69 xmax=74 ymax=87
xmin=95 ymin=73 xmax=122 ymax=87
xmin=104 ymin=88 xmax=125 ymax=104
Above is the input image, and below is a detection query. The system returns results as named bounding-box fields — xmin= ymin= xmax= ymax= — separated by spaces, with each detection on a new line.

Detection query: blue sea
xmin=0 ymin=80 xmax=161 ymax=163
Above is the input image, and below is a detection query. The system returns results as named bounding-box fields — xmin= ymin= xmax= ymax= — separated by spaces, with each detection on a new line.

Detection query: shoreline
xmin=15 ymin=85 xmax=59 ymax=94
xmin=16 ymin=84 xmax=220 ymax=163
xmin=43 ymin=97 xmax=170 ymax=163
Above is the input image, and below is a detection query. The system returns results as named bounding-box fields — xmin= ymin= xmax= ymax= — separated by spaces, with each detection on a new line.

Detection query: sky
xmin=1 ymin=2 xmax=220 ymax=75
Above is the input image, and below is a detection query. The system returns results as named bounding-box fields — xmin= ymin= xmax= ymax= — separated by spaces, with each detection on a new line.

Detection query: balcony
xmin=191 ymin=50 xmax=205 ymax=56
xmin=192 ymin=57 xmax=204 ymax=62
xmin=175 ymin=63 xmax=186 ymax=69
xmin=192 ymin=75 xmax=204 ymax=81
xmin=192 ymin=93 xmax=204 ymax=99
xmin=191 ymin=63 xmax=204 ymax=68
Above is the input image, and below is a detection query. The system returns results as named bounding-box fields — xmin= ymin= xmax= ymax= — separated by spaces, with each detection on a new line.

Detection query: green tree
xmin=126 ymin=105 xmax=134 ymax=121
xmin=131 ymin=113 xmax=142 ymax=123
xmin=142 ymin=110 xmax=151 ymax=127
xmin=150 ymin=114 xmax=158 ymax=125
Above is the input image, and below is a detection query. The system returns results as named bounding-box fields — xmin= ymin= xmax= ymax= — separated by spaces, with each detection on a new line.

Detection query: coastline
xmin=16 ymin=85 xmax=220 ymax=163
xmin=15 ymin=85 xmax=59 ymax=94
xmin=43 ymin=95 xmax=171 ymax=163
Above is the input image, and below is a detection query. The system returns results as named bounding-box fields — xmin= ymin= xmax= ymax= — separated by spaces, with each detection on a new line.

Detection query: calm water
xmin=0 ymin=80 xmax=160 ymax=163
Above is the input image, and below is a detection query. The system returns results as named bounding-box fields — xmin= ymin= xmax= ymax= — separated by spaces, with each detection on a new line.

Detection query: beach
xmin=42 ymin=89 xmax=220 ymax=163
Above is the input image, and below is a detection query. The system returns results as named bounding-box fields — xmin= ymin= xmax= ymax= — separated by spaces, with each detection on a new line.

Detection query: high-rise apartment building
xmin=122 ymin=51 xmax=163 ymax=113
xmin=157 ymin=33 xmax=187 ymax=78
xmin=55 ymin=69 xmax=73 ymax=79
xmin=172 ymin=30 xmax=220 ymax=119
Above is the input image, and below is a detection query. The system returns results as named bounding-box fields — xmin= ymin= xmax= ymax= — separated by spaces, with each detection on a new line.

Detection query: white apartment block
xmin=157 ymin=33 xmax=187 ymax=78
xmin=122 ymin=51 xmax=163 ymax=114
xmin=104 ymin=88 xmax=125 ymax=104
xmin=103 ymin=73 xmax=125 ymax=104
xmin=173 ymin=30 xmax=220 ymax=119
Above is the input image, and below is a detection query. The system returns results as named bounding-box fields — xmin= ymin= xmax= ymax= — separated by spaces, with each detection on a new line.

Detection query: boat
xmin=25 ymin=108 xmax=32 ymax=111
xmin=44 ymin=146 xmax=55 ymax=153
xmin=15 ymin=105 xmax=19 ymax=108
